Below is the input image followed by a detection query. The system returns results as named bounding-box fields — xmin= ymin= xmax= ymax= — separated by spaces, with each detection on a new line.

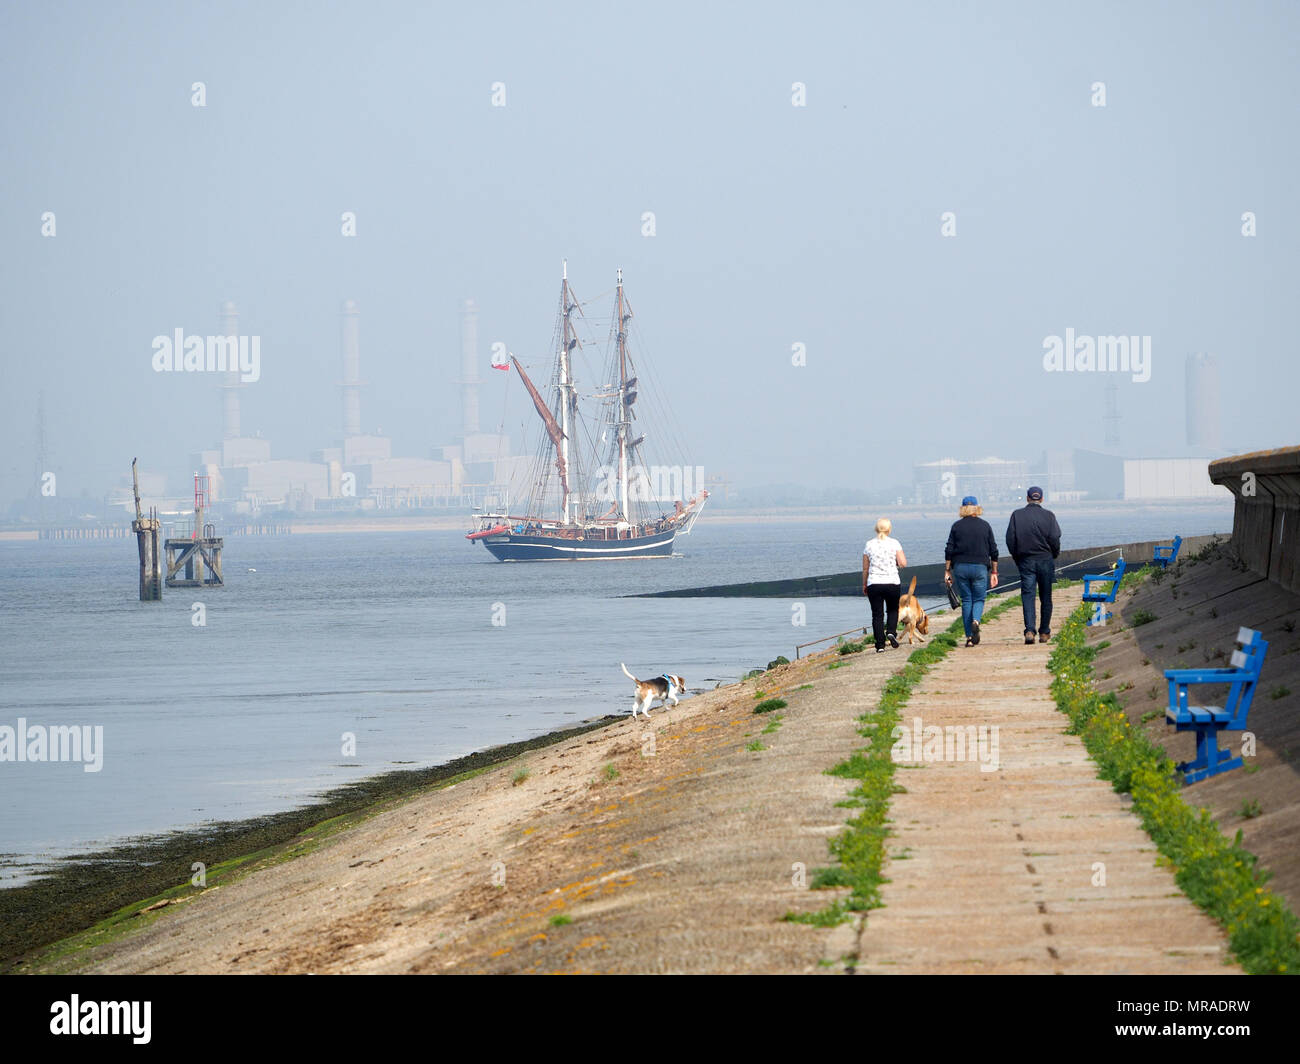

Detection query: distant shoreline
xmin=0 ymin=497 xmax=1233 ymax=541
xmin=286 ymin=498 xmax=1233 ymax=534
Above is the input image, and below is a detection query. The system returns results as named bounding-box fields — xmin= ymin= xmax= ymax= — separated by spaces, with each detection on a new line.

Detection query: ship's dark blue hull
xmin=480 ymin=528 xmax=676 ymax=561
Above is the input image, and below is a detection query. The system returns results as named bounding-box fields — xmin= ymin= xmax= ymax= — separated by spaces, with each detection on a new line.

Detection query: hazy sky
xmin=2 ymin=0 xmax=1297 ymax=502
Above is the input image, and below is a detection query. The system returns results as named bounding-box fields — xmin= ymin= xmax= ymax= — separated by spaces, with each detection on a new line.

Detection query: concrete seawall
xmin=1210 ymin=446 xmax=1300 ymax=595
xmin=635 ymin=535 xmax=1223 ymax=600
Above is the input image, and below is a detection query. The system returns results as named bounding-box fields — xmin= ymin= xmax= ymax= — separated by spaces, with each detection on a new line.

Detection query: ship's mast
xmin=616 ymin=268 xmax=629 ymax=520
xmin=559 ymin=260 xmax=573 ymax=524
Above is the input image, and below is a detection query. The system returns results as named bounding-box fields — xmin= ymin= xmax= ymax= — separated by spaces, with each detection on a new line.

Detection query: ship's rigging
xmin=510 ymin=264 xmax=702 ymax=529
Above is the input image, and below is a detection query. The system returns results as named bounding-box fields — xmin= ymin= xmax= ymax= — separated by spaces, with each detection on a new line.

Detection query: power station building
xmin=434 ymin=299 xmax=528 ymax=507
xmin=190 ymin=300 xmax=323 ymax=509
xmin=911 ymin=456 xmax=1030 ymax=505
xmin=310 ymin=298 xmax=454 ymax=508
xmin=913 ymin=349 xmax=1232 ymax=504
xmin=181 ymin=298 xmax=525 ymax=514
xmin=1071 ymin=352 xmax=1227 ymax=499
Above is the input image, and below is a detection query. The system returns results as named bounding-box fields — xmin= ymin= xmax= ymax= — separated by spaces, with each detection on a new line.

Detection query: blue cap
xmin=1027 ymin=486 xmax=1044 ymax=500
xmin=961 ymin=495 xmax=978 ymax=506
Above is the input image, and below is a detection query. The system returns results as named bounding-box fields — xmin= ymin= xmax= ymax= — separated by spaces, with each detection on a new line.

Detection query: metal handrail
xmin=793 ymin=547 xmax=1126 ymax=658
xmin=794 ymin=624 xmax=877 ymax=659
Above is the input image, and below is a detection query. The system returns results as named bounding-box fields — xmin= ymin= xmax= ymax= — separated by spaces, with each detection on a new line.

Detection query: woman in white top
xmin=862 ymin=517 xmax=908 ymax=652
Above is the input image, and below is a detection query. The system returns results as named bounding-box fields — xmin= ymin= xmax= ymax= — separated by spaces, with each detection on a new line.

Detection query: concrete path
xmin=855 ymin=588 xmax=1239 ymax=974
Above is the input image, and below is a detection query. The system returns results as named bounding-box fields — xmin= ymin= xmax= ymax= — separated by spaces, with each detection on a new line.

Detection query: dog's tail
xmin=907 ymin=574 xmax=917 ymax=597
xmin=620 ymin=662 xmax=637 ymax=683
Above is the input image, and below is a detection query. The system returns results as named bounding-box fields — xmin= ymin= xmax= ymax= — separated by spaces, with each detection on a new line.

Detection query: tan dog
xmin=620 ymin=663 xmax=686 ymax=718
xmin=897 ymin=575 xmax=930 ymax=645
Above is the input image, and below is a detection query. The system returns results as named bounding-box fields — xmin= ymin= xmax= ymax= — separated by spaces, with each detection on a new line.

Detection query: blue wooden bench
xmin=1082 ymin=556 xmax=1127 ymax=626
xmin=1152 ymin=535 xmax=1182 ymax=569
xmin=1165 ymin=627 xmax=1269 ymax=783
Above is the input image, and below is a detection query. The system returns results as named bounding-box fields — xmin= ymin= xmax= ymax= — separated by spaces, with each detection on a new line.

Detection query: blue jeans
xmin=952 ymin=562 xmax=988 ymax=637
xmin=1017 ymin=556 xmax=1056 ymax=634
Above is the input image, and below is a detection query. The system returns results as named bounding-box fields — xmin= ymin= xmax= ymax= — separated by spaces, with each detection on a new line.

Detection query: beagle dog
xmin=620 ymin=663 xmax=686 ymax=718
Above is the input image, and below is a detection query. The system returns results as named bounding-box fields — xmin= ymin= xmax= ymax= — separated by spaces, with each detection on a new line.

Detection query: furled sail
xmin=512 ymin=356 xmax=569 ymax=496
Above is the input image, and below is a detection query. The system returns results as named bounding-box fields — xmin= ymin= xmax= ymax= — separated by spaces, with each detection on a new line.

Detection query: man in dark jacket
xmin=1005 ymin=486 xmax=1061 ymax=645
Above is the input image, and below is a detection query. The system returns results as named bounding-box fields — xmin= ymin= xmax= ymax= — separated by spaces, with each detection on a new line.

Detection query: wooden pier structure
xmin=164 ymin=473 xmax=224 ymax=589
xmin=131 ymin=458 xmax=162 ymax=601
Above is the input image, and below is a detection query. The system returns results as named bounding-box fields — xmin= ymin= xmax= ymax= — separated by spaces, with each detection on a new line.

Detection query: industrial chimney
xmin=460 ymin=298 xmax=480 ymax=436
xmin=220 ymin=301 xmax=240 ymax=440
xmin=341 ymin=299 xmax=361 ymax=439
xmin=1185 ymin=352 xmax=1221 ymax=452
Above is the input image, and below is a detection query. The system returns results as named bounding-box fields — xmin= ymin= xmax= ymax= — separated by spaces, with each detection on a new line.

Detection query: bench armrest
xmin=1164 ymin=667 xmax=1242 ymax=683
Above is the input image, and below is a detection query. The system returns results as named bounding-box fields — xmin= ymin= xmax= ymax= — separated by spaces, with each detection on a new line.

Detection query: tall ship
xmin=467 ymin=263 xmax=708 ymax=561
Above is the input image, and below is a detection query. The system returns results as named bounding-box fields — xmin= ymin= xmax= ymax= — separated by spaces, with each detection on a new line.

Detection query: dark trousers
xmin=1017 ymin=556 xmax=1056 ymax=634
xmin=867 ymin=582 xmax=901 ymax=649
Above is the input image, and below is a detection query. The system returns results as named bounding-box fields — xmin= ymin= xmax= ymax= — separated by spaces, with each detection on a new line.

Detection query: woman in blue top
xmin=943 ymin=496 xmax=1000 ymax=647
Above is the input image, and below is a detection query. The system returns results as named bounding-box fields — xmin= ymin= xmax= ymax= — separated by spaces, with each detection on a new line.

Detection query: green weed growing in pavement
xmin=784 ymin=598 xmax=1019 ymax=925
xmin=1047 ymin=603 xmax=1300 ymax=975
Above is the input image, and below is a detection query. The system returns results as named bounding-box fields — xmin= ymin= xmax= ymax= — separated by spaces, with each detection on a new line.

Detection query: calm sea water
xmin=0 ymin=503 xmax=1231 ymax=884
